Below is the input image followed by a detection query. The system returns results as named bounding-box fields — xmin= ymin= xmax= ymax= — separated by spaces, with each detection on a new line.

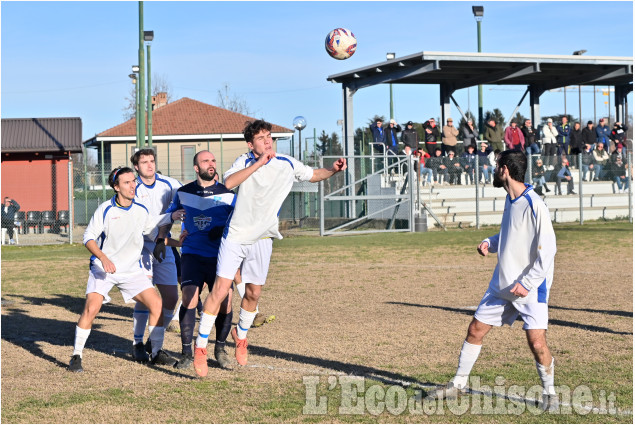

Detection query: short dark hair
xmin=108 ymin=166 xmax=134 ymax=189
xmin=243 ymin=119 xmax=272 ymax=144
xmin=497 ymin=150 xmax=527 ymax=183
xmin=130 ymin=148 xmax=156 ymax=166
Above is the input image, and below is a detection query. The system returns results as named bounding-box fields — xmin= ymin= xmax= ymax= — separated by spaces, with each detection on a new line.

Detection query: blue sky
xmin=1 ymin=1 xmax=633 ymax=151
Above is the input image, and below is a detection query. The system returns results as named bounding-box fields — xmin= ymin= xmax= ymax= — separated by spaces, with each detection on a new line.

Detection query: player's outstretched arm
xmin=309 ymin=158 xmax=347 ymax=182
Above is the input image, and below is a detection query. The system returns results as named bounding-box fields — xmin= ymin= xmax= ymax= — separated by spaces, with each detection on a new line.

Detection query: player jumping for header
xmin=192 ymin=119 xmax=347 ymax=376
xmin=427 ymin=150 xmax=559 ymax=411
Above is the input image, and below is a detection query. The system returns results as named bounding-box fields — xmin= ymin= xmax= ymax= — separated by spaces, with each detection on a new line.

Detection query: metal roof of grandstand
xmin=326 ymin=51 xmax=633 ymax=91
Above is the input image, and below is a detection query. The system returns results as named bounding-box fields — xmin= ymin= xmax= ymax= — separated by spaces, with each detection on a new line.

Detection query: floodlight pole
xmin=473 ymin=6 xmax=484 ymax=137
xmin=138 ymin=1 xmax=146 ymax=148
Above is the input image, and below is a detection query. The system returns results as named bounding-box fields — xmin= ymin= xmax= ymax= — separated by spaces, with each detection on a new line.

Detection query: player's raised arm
xmin=224 ymin=150 xmax=276 ymax=190
xmin=309 ymin=158 xmax=347 ymax=183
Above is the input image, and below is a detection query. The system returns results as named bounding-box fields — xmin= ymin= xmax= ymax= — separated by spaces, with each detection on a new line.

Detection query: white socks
xmin=133 ymin=303 xmax=149 ymax=344
xmin=147 ymin=326 xmax=165 ymax=358
xmin=536 ymin=357 xmax=556 ymax=395
xmin=451 ymin=340 xmax=482 ymax=389
xmin=236 ymin=308 xmax=257 ymax=339
xmin=195 ymin=312 xmax=217 ymax=349
xmin=73 ymin=326 xmax=91 ymax=357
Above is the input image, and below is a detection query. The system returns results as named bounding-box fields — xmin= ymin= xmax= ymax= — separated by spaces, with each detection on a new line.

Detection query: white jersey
xmin=223 ymin=152 xmax=314 ymax=244
xmin=483 ymin=185 xmax=557 ymax=305
xmin=134 ymin=173 xmax=182 ymax=247
xmin=83 ymin=197 xmax=173 ymax=275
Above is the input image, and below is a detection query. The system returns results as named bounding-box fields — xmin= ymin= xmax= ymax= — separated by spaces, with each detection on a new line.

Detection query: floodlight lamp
xmin=573 ymin=49 xmax=587 ymax=55
xmin=293 ymin=116 xmax=307 ymax=131
xmin=144 ymin=31 xmax=154 ymax=42
xmin=472 ymin=5 xmax=484 ymax=20
xmin=386 ymin=52 xmax=396 ymax=60
xmin=128 ymin=73 xmax=137 ymax=82
xmin=132 ymin=65 xmax=140 ymax=73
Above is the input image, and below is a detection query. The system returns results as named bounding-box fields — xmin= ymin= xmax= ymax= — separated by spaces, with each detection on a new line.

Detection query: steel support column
xmin=440 ymin=83 xmax=453 ymax=125
xmin=529 ymin=85 xmax=544 ymax=125
xmin=343 ymin=83 xmax=356 ymax=218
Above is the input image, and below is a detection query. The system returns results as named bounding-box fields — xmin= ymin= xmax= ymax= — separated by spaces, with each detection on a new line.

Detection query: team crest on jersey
xmin=193 ymin=214 xmax=211 ymax=230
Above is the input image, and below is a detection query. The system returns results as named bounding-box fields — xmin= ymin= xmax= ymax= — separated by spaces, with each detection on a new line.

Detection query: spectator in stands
xmin=612 ymin=155 xmax=629 ymax=193
xmin=521 ymin=118 xmax=540 ymax=155
xmin=531 ymin=158 xmax=550 ymax=195
xmin=581 ymin=121 xmax=596 ymax=150
xmin=592 ymin=142 xmax=610 ymax=181
xmin=401 ymin=121 xmax=419 ymax=155
xmin=445 ymin=150 xmax=463 ymax=185
xmin=461 ymin=144 xmax=477 ymax=184
xmin=569 ymin=121 xmax=583 ymax=168
xmin=428 ymin=147 xmax=449 ymax=185
xmin=385 ymin=119 xmax=402 ymax=156
xmin=555 ymin=156 xmax=576 ymax=195
xmin=542 ymin=118 xmax=559 ymax=168
xmin=556 ymin=116 xmax=571 ymax=157
xmin=442 ymin=118 xmax=460 ymax=156
xmin=596 ymin=118 xmax=611 ymax=150
xmin=611 ymin=143 xmax=627 ymax=164
xmin=610 ymin=121 xmax=628 ymax=153
xmin=369 ymin=118 xmax=387 ymax=155
xmin=580 ymin=142 xmax=596 ymax=182
xmin=1 ymin=197 xmax=20 ymax=245
xmin=484 ymin=118 xmax=504 ymax=152
xmin=463 ymin=119 xmax=479 ymax=150
xmin=476 ymin=141 xmax=493 ymax=184
xmin=423 ymin=118 xmax=441 ymax=155
xmin=504 ymin=119 xmax=525 ymax=151
xmin=414 ymin=148 xmax=433 ymax=186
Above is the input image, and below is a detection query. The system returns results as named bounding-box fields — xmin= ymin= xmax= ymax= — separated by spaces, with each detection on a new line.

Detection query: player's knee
xmin=528 ymin=338 xmax=547 ymax=355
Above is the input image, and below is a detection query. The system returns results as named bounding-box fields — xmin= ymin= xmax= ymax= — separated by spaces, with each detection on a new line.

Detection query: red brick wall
xmin=1 ymin=154 xmax=72 ymax=215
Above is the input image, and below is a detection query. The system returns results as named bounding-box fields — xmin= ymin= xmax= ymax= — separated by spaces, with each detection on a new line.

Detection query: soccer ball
xmin=325 ymin=28 xmax=357 ymax=60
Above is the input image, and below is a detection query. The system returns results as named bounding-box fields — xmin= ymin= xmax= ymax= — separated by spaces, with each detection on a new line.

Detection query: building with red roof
xmin=83 ymin=95 xmax=294 ymax=182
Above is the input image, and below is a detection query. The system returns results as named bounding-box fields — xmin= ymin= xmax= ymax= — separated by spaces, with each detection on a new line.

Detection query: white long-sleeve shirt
xmin=134 ymin=173 xmax=182 ymax=248
xmin=83 ymin=197 xmax=172 ymax=274
xmin=223 ymin=152 xmax=314 ymax=244
xmin=483 ymin=185 xmax=557 ymax=304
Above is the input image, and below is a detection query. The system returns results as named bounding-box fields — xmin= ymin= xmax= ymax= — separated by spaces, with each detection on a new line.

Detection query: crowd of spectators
xmin=369 ymin=116 xmax=631 ymax=192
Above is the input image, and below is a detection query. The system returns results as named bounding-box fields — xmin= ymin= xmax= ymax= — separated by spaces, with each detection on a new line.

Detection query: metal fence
xmin=6 ymin=145 xmax=632 ymax=246
xmin=317 ymin=149 xmax=632 ymax=235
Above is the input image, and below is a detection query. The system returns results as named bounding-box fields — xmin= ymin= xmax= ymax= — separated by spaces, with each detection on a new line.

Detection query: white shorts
xmin=474 ymin=289 xmax=549 ymax=330
xmin=140 ymin=247 xmax=178 ymax=286
xmin=216 ymin=237 xmax=273 ymax=285
xmin=86 ymin=267 xmax=154 ymax=303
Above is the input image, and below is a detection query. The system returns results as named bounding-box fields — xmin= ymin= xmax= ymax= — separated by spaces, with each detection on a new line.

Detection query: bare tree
xmin=216 ymin=83 xmax=254 ymax=116
xmin=122 ymin=73 xmax=175 ymax=121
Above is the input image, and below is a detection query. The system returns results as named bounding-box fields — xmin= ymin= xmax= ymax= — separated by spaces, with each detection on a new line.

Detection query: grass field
xmin=1 ymin=221 xmax=632 ymax=423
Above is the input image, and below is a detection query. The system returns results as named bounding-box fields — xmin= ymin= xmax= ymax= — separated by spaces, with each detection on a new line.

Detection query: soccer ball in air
xmin=325 ymin=28 xmax=357 ymax=60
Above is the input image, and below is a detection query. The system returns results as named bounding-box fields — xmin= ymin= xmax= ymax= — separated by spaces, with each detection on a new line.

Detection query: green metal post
xmin=138 ymin=1 xmax=146 ymax=148
xmin=220 ymin=134 xmax=224 ymax=181
xmin=146 ymin=42 xmax=153 ymax=148
xmin=100 ymin=139 xmax=106 ymax=201
xmin=477 ymin=19 xmax=484 ymax=137
xmin=83 ymin=145 xmax=88 ymax=223
xmin=135 ymin=77 xmax=140 ymax=147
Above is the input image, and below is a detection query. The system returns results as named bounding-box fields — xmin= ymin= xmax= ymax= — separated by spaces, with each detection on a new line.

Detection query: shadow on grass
xmin=10 ymin=293 xmax=134 ymax=321
xmin=243 ymin=343 xmax=437 ymax=389
xmin=386 ymin=302 xmax=633 ymax=335
xmin=549 ymin=304 xmax=633 ymax=318
xmin=0 ymin=300 xmax=197 ymax=379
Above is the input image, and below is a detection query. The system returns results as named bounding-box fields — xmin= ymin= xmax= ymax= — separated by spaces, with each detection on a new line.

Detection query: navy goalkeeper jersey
xmin=166 ymin=181 xmax=235 ymax=258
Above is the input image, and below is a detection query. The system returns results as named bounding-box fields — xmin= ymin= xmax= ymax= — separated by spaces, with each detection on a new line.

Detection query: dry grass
xmin=1 ymin=222 xmax=632 ymax=423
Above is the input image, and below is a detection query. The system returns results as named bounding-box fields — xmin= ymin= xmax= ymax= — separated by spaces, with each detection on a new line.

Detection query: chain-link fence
xmin=7 ymin=142 xmax=631 ymax=246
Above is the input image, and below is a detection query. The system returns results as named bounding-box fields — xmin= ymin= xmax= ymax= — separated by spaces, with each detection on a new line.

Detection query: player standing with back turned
xmin=427 ymin=150 xmax=559 ymax=411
